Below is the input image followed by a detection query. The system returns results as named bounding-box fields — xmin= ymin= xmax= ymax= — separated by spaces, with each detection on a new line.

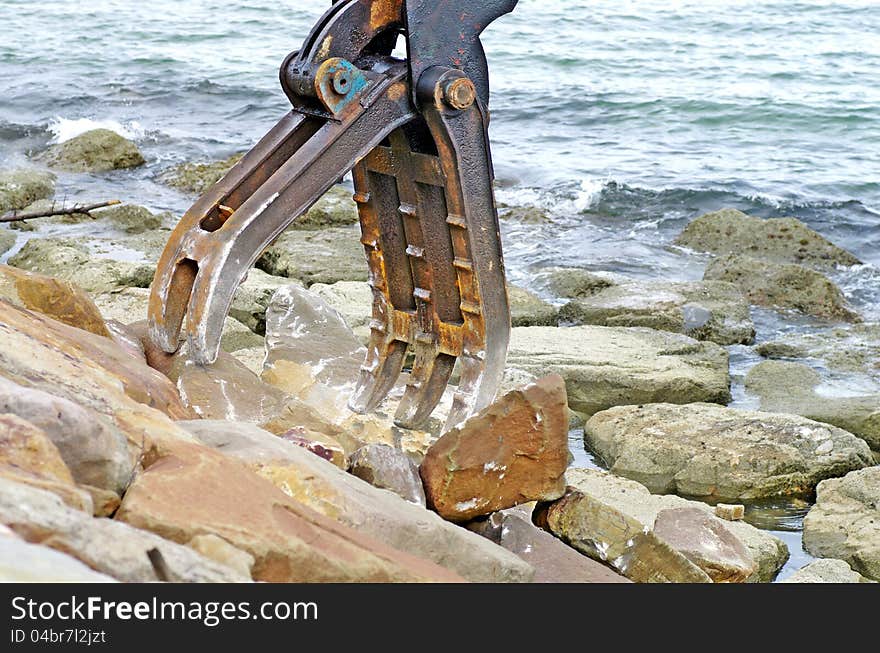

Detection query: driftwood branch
xmin=0 ymin=199 xmax=121 ymax=223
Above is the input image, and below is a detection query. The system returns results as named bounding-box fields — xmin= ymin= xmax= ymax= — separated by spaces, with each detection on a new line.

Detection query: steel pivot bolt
xmin=332 ymin=69 xmax=352 ymax=94
xmin=442 ymin=77 xmax=477 ymax=110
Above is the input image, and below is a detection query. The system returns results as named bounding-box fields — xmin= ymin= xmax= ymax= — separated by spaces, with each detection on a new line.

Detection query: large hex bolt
xmin=442 ymin=76 xmax=477 ymax=110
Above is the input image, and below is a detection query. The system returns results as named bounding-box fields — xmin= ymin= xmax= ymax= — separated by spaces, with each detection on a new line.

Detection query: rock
xmin=186 ymin=534 xmax=255 ymax=579
xmin=93 ymin=204 xmax=164 ymax=234
xmin=498 ymin=204 xmax=552 ymax=223
xmin=782 ymin=558 xmax=874 ymax=583
xmin=506 ymin=326 xmax=731 ymax=417
xmin=539 ymin=267 xmax=621 ymax=299
xmin=0 ymin=413 xmax=93 ymax=512
xmin=39 ymin=129 xmax=145 ymax=172
xmin=803 ymin=467 xmax=880 ymax=581
xmin=349 ymin=444 xmax=426 ymax=506
xmin=715 ymin=504 xmax=745 ymax=521
xmin=179 ymin=420 xmax=533 ymax=582
xmin=162 ymin=153 xmax=243 ymax=194
xmin=756 ymin=324 xmax=880 ymax=377
xmin=0 ymin=537 xmax=116 ymax=582
xmin=538 ymin=468 xmax=789 ymax=582
xmin=116 ymin=439 xmax=466 ymax=582
xmin=0 ymin=264 xmax=110 ymax=336
xmin=229 ymin=269 xmax=298 ymax=335
xmin=9 ymin=238 xmax=154 ymax=293
xmin=14 ymin=198 xmax=92 ymax=225
xmin=0 ymin=168 xmax=56 ymax=213
xmin=0 ymin=229 xmax=14 ymax=255
xmin=674 ymin=208 xmax=861 ymax=268
xmin=745 ymin=360 xmax=880 ymax=452
xmin=0 ymin=377 xmax=133 ymax=493
xmin=704 ymin=254 xmax=859 ymax=321
xmin=584 ymin=402 xmax=872 ymax=500
xmin=559 ymin=279 xmax=755 ymax=345
xmin=309 ymin=280 xmax=373 ymax=343
xmin=614 ymin=530 xmax=712 ymax=583
xmin=652 ymin=507 xmax=757 ymax=582
xmin=420 ymin=374 xmax=570 ymax=522
xmin=257 ymin=226 xmax=368 ymax=285
xmin=292 ymin=185 xmax=359 ymax=229
xmin=278 ymin=427 xmax=348 ymax=469
xmin=81 ymin=485 xmax=122 ymax=518
xmin=469 ymin=509 xmax=631 ymax=583
xmin=0 ymin=477 xmax=248 ymax=582
xmin=508 ymin=285 xmax=559 ymax=327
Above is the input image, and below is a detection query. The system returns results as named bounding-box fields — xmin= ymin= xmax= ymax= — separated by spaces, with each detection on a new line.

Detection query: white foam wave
xmin=47 ymin=117 xmax=146 ymax=144
xmin=497 ymin=177 xmax=609 ymax=217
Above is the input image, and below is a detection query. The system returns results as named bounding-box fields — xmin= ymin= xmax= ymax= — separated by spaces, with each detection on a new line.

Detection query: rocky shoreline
xmin=0 ymin=128 xmax=877 ymax=583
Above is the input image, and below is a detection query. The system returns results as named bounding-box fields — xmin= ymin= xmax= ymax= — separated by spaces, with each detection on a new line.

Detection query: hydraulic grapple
xmin=148 ymin=0 xmax=518 ymax=431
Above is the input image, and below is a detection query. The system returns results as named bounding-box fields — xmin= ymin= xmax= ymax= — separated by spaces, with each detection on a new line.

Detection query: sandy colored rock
xmin=93 ymin=203 xmax=164 ymax=234
xmin=614 ymin=531 xmax=712 ymax=583
xmin=40 ymin=129 xmax=145 ymax=172
xmin=0 ymin=264 xmax=110 ymax=336
xmin=0 ymin=229 xmax=14 ymax=255
xmin=559 ymin=279 xmax=754 ymax=345
xmin=704 ymin=254 xmax=859 ymax=321
xmin=0 ymin=377 xmax=133 ymax=493
xmin=0 ymin=477 xmax=247 ymax=582
xmin=539 ymin=267 xmax=620 ymax=299
xmin=0 ymin=536 xmax=117 ymax=582
xmin=187 ymin=534 xmax=255 ymax=579
xmin=420 ymin=375 xmax=570 ymax=522
xmin=0 ymin=168 xmax=56 ymax=213
xmin=674 ymin=208 xmax=860 ymax=268
xmin=584 ymin=402 xmax=872 ymax=500
xmin=782 ymin=558 xmax=875 ymax=583
xmin=756 ymin=323 xmax=880 ymax=377
xmin=715 ymin=504 xmax=745 ymax=521
xmin=508 ymin=285 xmax=559 ymax=327
xmin=257 ymin=225 xmax=368 ymax=285
xmin=229 ymin=268 xmax=298 ymax=335
xmin=179 ymin=420 xmax=533 ymax=582
xmin=507 ymin=325 xmax=730 ymax=417
xmin=162 ymin=153 xmax=243 ymax=194
xmin=803 ymin=467 xmax=880 ymax=581
xmin=81 ymin=485 xmax=122 ymax=518
xmin=291 ymin=185 xmax=359 ymax=229
xmin=349 ymin=444 xmax=425 ymax=506
xmin=9 ymin=238 xmax=154 ymax=293
xmin=116 ymin=440 xmax=465 ymax=582
xmin=539 ymin=468 xmax=789 ymax=583
xmin=278 ymin=427 xmax=348 ymax=469
xmin=745 ymin=360 xmax=880 ymax=451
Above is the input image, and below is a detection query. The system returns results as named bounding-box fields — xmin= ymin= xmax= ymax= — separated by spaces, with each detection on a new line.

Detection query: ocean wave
xmin=46 ymin=117 xmax=146 ymax=144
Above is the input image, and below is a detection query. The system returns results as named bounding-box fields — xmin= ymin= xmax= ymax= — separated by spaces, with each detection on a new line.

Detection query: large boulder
xmin=161 ymin=153 xmax=243 ymax=194
xmin=178 ymin=420 xmax=531 ymax=582
xmin=420 ymin=374 xmax=570 ymax=522
xmin=508 ymin=285 xmax=559 ymax=327
xmin=228 ymin=268 xmax=297 ymax=335
xmin=756 ymin=324 xmax=880 ymax=377
xmin=538 ymin=468 xmax=789 ymax=582
xmin=92 ymin=204 xmax=165 ymax=234
xmin=674 ymin=208 xmax=860 ymax=268
xmin=584 ymin=402 xmax=872 ymax=500
xmin=0 ymin=168 xmax=56 ymax=213
xmin=803 ymin=467 xmax=880 ymax=581
xmin=39 ymin=129 xmax=145 ymax=172
xmin=559 ymin=279 xmax=754 ymax=345
xmin=257 ymin=226 xmax=367 ymax=285
xmin=704 ymin=254 xmax=859 ymax=321
xmin=349 ymin=444 xmax=426 ymax=506
xmin=0 ymin=477 xmax=247 ymax=582
xmin=0 ymin=536 xmax=116 ymax=582
xmin=0 ymin=264 xmax=110 ymax=336
xmin=539 ymin=267 xmax=620 ymax=300
xmin=116 ymin=439 xmax=466 ymax=582
xmin=783 ymin=558 xmax=874 ymax=583
xmin=506 ymin=326 xmax=730 ymax=417
xmin=9 ymin=238 xmax=154 ymax=293
xmin=745 ymin=360 xmax=880 ymax=452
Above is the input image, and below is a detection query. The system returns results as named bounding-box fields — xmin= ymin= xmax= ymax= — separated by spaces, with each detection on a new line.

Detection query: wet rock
xmin=162 ymin=153 xmax=243 ymax=194
xmin=116 ymin=440 xmax=466 ymax=582
xmin=0 ymin=413 xmax=93 ymax=512
xmin=0 ymin=377 xmax=133 ymax=494
xmin=559 ymin=279 xmax=754 ymax=345
xmin=309 ymin=280 xmax=373 ymax=343
xmin=257 ymin=225 xmax=367 ymax=285
xmin=803 ymin=466 xmax=880 ymax=581
xmin=0 ymin=168 xmax=56 ymax=213
xmin=584 ymin=402 xmax=872 ymax=500
xmin=506 ymin=326 xmax=730 ymax=417
xmin=39 ymin=129 xmax=145 ymax=172
xmin=14 ymin=198 xmax=93 ymax=225
xmin=292 ymin=185 xmax=359 ymax=229
xmin=420 ymin=374 xmax=570 ymax=522
xmin=177 ymin=420 xmax=531 ymax=582
xmin=538 ymin=468 xmax=788 ymax=582
xmin=0 ymin=264 xmax=110 ymax=336
xmin=0 ymin=536 xmax=116 ymax=582
xmin=782 ymin=558 xmax=874 ymax=583
xmin=0 ymin=477 xmax=247 ymax=582
xmin=498 ymin=203 xmax=552 ymax=223
xmin=0 ymin=229 xmax=14 ymax=255
xmin=229 ymin=269 xmax=298 ymax=335
xmin=745 ymin=360 xmax=880 ymax=452
xmin=349 ymin=444 xmax=426 ymax=506
xmin=756 ymin=323 xmax=880 ymax=377
xmin=469 ymin=509 xmax=630 ymax=583
xmin=715 ymin=504 xmax=745 ymax=521
xmin=230 ymin=346 xmax=267 ymax=375
xmin=539 ymin=267 xmax=621 ymax=299
xmin=652 ymin=507 xmax=757 ymax=582
xmin=704 ymin=254 xmax=860 ymax=321
xmin=186 ymin=534 xmax=255 ymax=580
xmin=674 ymin=208 xmax=860 ymax=268
xmin=93 ymin=204 xmax=164 ymax=234
xmin=508 ymin=285 xmax=559 ymax=327
xmin=9 ymin=238 xmax=154 ymax=293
